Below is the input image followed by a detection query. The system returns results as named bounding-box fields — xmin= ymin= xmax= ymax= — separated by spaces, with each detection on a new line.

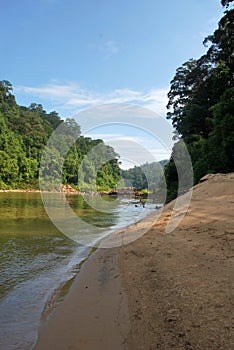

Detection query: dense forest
xmin=164 ymin=0 xmax=234 ymax=202
xmin=0 ymin=82 xmax=121 ymax=191
xmin=121 ymin=160 xmax=168 ymax=190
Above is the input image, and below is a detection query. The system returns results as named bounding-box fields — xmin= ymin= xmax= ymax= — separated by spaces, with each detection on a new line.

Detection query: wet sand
xmin=34 ymin=173 xmax=234 ymax=350
xmin=34 ymin=248 xmax=129 ymax=350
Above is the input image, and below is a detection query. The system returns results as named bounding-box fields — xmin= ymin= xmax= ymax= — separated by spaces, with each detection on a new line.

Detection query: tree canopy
xmin=0 ymin=82 xmax=121 ymax=191
xmin=221 ymin=0 xmax=234 ymax=8
xmin=165 ymin=5 xmax=234 ymax=201
xmin=121 ymin=160 xmax=168 ymax=190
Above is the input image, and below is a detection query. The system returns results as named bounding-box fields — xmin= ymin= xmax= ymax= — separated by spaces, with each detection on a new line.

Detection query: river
xmin=0 ymin=192 xmax=158 ymax=350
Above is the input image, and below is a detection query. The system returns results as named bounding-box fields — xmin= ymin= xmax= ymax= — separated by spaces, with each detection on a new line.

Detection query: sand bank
xmin=119 ymin=173 xmax=234 ymax=349
xmin=34 ymin=173 xmax=234 ymax=350
xmin=33 ymin=248 xmax=129 ymax=350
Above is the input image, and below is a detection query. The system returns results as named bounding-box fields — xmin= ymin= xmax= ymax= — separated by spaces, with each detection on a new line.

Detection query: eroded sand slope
xmin=119 ymin=173 xmax=234 ymax=350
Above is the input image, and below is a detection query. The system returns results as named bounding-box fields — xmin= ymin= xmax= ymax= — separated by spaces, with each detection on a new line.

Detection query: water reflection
xmin=0 ymin=192 xmax=157 ymax=350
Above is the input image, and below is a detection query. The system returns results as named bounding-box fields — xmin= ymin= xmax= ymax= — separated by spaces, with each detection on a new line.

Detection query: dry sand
xmin=34 ymin=173 xmax=234 ymax=350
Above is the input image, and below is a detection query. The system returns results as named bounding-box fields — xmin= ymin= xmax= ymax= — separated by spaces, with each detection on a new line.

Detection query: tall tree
xmin=165 ymin=7 xmax=234 ymax=200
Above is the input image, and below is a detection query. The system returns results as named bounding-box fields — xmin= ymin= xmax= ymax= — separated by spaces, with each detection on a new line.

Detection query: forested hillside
xmin=0 ymin=81 xmax=121 ymax=190
xmin=165 ymin=0 xmax=234 ymax=202
xmin=121 ymin=160 xmax=168 ymax=190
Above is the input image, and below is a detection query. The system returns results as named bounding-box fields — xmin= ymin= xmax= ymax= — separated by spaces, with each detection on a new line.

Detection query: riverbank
xmin=0 ymin=185 xmax=145 ymax=196
xmin=34 ymin=173 xmax=234 ymax=350
xmin=119 ymin=173 xmax=234 ymax=349
xmin=0 ymin=184 xmax=80 ymax=194
xmin=33 ymin=248 xmax=129 ymax=350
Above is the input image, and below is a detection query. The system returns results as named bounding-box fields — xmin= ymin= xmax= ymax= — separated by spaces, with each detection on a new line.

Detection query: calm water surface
xmin=0 ymin=192 xmax=157 ymax=350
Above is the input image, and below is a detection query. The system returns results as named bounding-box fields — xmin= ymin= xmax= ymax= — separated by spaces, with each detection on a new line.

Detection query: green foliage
xmin=221 ymin=0 xmax=234 ymax=8
xmin=207 ymin=87 xmax=234 ymax=173
xmin=59 ymin=136 xmax=121 ymax=191
xmin=121 ymin=160 xmax=168 ymax=190
xmin=0 ymin=81 xmax=121 ymax=190
xmin=165 ymin=8 xmax=234 ymax=201
xmin=164 ymin=158 xmax=178 ymax=203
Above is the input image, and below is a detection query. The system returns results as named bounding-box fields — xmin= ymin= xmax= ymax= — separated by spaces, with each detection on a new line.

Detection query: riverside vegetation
xmin=0 ymin=81 xmax=168 ymax=194
xmin=164 ymin=0 xmax=234 ymax=202
xmin=0 ymin=83 xmax=121 ymax=191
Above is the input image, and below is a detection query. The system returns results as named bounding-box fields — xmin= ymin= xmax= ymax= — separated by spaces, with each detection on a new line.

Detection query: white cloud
xmin=85 ymin=127 xmax=171 ymax=168
xmin=15 ymin=82 xmax=173 ymax=167
xmin=15 ymin=82 xmax=168 ymax=116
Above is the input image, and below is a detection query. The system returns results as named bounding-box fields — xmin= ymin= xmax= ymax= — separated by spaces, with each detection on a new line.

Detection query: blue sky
xmin=1 ymin=0 xmax=224 ymax=167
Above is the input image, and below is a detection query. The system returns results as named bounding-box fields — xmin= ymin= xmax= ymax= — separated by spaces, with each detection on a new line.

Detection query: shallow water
xmin=0 ymin=192 xmax=158 ymax=350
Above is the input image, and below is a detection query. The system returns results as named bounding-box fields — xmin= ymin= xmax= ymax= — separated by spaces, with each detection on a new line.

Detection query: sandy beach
xmin=34 ymin=173 xmax=234 ymax=350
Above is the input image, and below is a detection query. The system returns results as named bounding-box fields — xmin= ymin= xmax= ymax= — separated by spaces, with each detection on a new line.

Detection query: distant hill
xmin=121 ymin=160 xmax=169 ymax=190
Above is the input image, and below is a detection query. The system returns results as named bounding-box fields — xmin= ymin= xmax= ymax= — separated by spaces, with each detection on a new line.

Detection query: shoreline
xmin=0 ymin=185 xmax=146 ymax=197
xmin=34 ymin=173 xmax=234 ymax=349
xmin=33 ymin=247 xmax=129 ymax=350
xmin=40 ymin=246 xmax=96 ymax=323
